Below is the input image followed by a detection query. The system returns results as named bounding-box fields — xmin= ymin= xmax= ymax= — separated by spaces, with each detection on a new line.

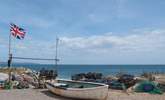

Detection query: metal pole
xmin=8 ymin=31 xmax=12 ymax=84
xmin=55 ymin=37 xmax=59 ymax=67
xmin=54 ymin=37 xmax=59 ymax=79
xmin=9 ymin=32 xmax=11 ymax=56
xmin=8 ymin=30 xmax=13 ymax=68
xmin=8 ymin=32 xmax=12 ymax=68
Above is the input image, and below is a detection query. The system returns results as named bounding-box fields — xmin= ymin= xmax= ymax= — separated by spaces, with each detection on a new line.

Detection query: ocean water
xmin=0 ymin=64 xmax=165 ymax=79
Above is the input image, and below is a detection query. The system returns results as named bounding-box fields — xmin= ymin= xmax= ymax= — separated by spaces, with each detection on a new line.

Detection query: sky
xmin=0 ymin=0 xmax=165 ymax=64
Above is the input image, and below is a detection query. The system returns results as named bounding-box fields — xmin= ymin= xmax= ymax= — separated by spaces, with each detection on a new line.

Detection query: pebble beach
xmin=0 ymin=89 xmax=165 ymax=100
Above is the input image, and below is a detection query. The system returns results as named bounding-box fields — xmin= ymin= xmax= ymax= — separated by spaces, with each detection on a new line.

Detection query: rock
xmin=118 ymin=74 xmax=136 ymax=88
xmin=39 ymin=68 xmax=57 ymax=80
xmin=71 ymin=72 xmax=103 ymax=81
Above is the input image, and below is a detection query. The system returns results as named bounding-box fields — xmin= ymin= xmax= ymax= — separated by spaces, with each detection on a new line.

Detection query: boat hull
xmin=46 ymin=80 xmax=109 ymax=100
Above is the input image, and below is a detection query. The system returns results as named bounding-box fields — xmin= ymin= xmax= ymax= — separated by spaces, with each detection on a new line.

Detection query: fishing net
xmin=134 ymin=81 xmax=163 ymax=94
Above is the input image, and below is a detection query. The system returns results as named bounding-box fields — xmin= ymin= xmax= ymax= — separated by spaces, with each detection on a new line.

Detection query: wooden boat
xmin=46 ymin=79 xmax=109 ymax=100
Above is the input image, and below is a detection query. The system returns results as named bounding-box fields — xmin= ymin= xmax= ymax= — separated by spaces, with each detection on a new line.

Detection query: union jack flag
xmin=10 ymin=23 xmax=26 ymax=39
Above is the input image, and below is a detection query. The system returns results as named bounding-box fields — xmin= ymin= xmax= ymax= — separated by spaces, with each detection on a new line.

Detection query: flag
xmin=10 ymin=23 xmax=26 ymax=39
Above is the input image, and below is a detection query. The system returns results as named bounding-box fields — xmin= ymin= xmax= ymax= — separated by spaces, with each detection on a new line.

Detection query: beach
xmin=0 ymin=89 xmax=165 ymax=100
xmin=0 ymin=67 xmax=165 ymax=100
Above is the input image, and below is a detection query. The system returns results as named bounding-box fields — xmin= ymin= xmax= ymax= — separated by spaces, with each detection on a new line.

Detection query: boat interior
xmin=47 ymin=80 xmax=104 ymax=89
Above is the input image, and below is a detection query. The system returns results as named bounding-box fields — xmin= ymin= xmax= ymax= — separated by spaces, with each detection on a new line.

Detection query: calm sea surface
xmin=0 ymin=64 xmax=165 ymax=79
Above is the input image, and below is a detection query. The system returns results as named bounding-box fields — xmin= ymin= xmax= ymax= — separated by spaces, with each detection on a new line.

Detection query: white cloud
xmin=60 ymin=29 xmax=165 ymax=54
xmin=11 ymin=30 xmax=165 ymax=55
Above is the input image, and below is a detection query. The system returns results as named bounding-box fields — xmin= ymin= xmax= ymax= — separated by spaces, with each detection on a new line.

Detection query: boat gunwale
xmin=58 ymin=79 xmax=108 ymax=86
xmin=67 ymin=85 xmax=108 ymax=91
xmin=46 ymin=79 xmax=109 ymax=90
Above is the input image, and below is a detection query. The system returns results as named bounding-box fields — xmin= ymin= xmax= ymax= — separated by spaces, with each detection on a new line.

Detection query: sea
xmin=0 ymin=64 xmax=165 ymax=79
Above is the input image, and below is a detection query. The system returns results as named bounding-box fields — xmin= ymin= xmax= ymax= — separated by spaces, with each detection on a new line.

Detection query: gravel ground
xmin=108 ymin=89 xmax=165 ymax=100
xmin=0 ymin=89 xmax=165 ymax=100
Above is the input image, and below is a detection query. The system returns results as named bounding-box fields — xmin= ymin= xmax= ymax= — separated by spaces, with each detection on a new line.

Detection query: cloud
xmin=60 ymin=29 xmax=165 ymax=54
xmin=10 ymin=29 xmax=164 ymax=56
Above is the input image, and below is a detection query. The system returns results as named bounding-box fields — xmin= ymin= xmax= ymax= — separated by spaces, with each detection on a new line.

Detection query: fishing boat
xmin=46 ymin=79 xmax=109 ymax=100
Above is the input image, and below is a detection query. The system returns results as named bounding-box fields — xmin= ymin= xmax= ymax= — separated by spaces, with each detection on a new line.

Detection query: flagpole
xmin=9 ymin=32 xmax=11 ymax=55
xmin=8 ymin=29 xmax=12 ymax=84
xmin=8 ymin=27 xmax=12 ymax=67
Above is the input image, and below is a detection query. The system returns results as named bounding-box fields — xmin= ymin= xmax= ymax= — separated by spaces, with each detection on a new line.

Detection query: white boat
xmin=46 ymin=79 xmax=109 ymax=100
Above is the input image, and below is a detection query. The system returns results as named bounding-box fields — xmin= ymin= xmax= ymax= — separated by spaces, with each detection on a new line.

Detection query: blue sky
xmin=0 ymin=0 xmax=165 ymax=64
